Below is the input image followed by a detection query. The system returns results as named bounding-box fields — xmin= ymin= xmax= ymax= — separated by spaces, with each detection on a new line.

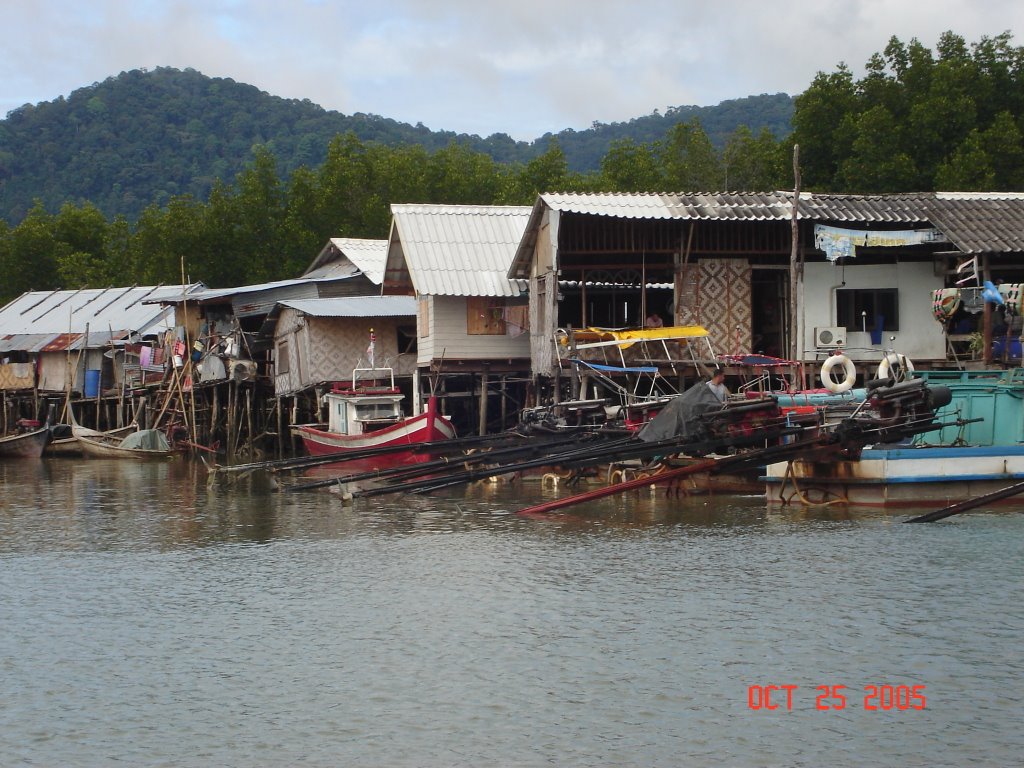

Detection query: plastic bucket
xmin=84 ymin=369 xmax=101 ymax=398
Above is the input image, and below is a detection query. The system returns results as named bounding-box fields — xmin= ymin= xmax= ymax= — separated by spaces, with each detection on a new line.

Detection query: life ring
xmin=877 ymin=354 xmax=915 ymax=382
xmin=820 ymin=354 xmax=857 ymax=393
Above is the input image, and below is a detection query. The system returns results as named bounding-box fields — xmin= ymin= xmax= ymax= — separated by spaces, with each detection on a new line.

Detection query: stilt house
xmin=508 ymin=192 xmax=1024 ymax=390
xmin=383 ymin=204 xmax=532 ymax=434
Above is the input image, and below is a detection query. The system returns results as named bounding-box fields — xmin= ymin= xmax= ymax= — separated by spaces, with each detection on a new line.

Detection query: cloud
xmin=2 ymin=0 xmax=1024 ymax=140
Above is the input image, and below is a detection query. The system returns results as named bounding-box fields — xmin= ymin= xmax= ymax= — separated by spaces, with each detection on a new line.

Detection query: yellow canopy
xmin=562 ymin=325 xmax=710 ymax=349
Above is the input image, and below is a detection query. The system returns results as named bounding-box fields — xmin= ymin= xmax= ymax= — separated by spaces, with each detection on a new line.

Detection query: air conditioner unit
xmin=814 ymin=326 xmax=846 ymax=348
xmin=228 ymin=358 xmax=258 ymax=382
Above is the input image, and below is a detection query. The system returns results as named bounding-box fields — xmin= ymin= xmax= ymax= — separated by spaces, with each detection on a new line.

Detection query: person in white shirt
xmin=707 ymin=368 xmax=728 ymax=402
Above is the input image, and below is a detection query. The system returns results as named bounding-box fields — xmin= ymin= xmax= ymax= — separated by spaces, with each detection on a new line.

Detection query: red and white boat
xmin=293 ymin=366 xmax=456 ymax=470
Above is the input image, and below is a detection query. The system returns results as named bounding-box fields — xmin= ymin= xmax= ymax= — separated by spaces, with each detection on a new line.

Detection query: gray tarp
xmin=636 ymin=382 xmax=723 ymax=443
xmin=119 ymin=429 xmax=171 ymax=450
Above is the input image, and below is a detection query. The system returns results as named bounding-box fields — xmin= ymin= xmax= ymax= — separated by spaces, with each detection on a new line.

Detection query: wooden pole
xmin=245 ymin=388 xmax=254 ymax=459
xmin=982 ymin=254 xmax=993 ymax=364
xmin=227 ymin=380 xmax=236 ymax=463
xmin=276 ymin=395 xmax=283 ymax=459
xmin=478 ymin=371 xmax=489 ymax=436
xmin=500 ymin=376 xmax=507 ymax=431
xmin=291 ymin=396 xmax=299 ymax=456
xmin=788 ymin=145 xmax=802 ymax=364
xmin=906 ymin=479 xmax=1024 ymax=523
xmin=212 ymin=384 xmax=220 ymax=446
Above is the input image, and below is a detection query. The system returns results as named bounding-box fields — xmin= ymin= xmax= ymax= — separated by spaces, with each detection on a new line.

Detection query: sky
xmin=3 ymin=0 xmax=1024 ymax=141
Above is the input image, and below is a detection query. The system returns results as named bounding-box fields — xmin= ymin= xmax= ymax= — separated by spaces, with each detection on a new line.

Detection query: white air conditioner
xmin=814 ymin=326 xmax=846 ymax=348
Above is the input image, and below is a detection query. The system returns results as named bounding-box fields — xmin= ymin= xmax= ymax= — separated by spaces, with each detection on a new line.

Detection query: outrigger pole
xmin=905 ymin=480 xmax=1024 ymax=523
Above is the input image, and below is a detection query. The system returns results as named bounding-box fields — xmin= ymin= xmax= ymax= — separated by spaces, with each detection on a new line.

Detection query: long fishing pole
xmin=283 ymin=429 xmax=620 ymax=492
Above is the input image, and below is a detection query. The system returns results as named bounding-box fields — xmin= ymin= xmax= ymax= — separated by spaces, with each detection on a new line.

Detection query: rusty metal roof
xmin=386 ymin=204 xmax=531 ymax=297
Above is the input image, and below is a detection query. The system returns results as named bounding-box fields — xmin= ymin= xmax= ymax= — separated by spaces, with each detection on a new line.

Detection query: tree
xmin=599 ymin=138 xmax=663 ymax=191
xmin=791 ymin=65 xmax=859 ymax=189
xmin=934 ymin=130 xmax=995 ymax=190
xmin=837 ymin=106 xmax=918 ymax=192
xmin=659 ymin=119 xmax=723 ymax=191
xmin=52 ymin=202 xmax=112 ymax=287
xmin=722 ymin=127 xmax=786 ymax=191
xmin=499 ymin=139 xmax=574 ymax=204
xmin=0 ymin=202 xmax=61 ymax=300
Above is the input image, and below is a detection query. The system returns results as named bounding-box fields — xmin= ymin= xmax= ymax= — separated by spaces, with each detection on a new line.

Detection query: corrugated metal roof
xmin=535 ymin=191 xmax=942 ymax=222
xmin=301 ymin=238 xmax=388 ymax=284
xmin=924 ymin=194 xmax=1024 ymax=254
xmin=325 ymin=238 xmax=388 ymax=283
xmin=185 ymin=266 xmax=360 ymax=303
xmin=509 ymin=191 xmax=1024 ymax=276
xmin=0 ymin=285 xmax=200 ymax=351
xmin=537 ymin=191 xmax=798 ymax=220
xmin=387 ymin=204 xmax=531 ymax=297
xmin=0 ymin=333 xmax=53 ymax=354
xmin=278 ymin=296 xmax=416 ymax=318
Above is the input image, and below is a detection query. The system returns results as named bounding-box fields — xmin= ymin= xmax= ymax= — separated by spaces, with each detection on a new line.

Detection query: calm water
xmin=0 ymin=459 xmax=1021 ymax=767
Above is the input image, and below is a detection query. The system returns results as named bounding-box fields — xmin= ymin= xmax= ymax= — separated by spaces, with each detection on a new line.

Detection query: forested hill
xmin=0 ymin=66 xmax=793 ymax=223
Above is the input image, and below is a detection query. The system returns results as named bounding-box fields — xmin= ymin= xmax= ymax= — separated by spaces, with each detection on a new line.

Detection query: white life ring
xmin=877 ymin=354 xmax=915 ymax=382
xmin=820 ymin=354 xmax=857 ymax=393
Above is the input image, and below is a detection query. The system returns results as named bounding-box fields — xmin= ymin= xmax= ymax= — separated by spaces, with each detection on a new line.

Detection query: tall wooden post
xmin=788 ymin=145 xmax=802 ymax=364
xmin=245 ymin=389 xmax=254 ymax=460
xmin=500 ymin=376 xmax=507 ymax=431
xmin=227 ymin=380 xmax=236 ymax=463
xmin=478 ymin=370 xmax=489 ymax=436
xmin=276 ymin=396 xmax=283 ymax=459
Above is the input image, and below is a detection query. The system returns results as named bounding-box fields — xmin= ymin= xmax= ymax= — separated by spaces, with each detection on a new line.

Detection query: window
xmin=276 ymin=340 xmax=290 ymax=374
xmin=467 ymin=297 xmax=507 ymax=335
xmin=418 ymin=297 xmax=430 ymax=339
xmin=397 ymin=325 xmax=418 ymax=355
xmin=836 ymin=288 xmax=899 ymax=332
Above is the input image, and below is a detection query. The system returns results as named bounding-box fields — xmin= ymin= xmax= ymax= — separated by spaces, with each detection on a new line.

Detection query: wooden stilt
xmin=290 ymin=396 xmax=299 ymax=456
xmin=276 ymin=396 xmax=283 ymax=459
xmin=478 ymin=370 xmax=489 ymax=436
xmin=500 ymin=376 xmax=507 ymax=431
xmin=212 ymin=384 xmax=220 ymax=446
xmin=227 ymin=380 xmax=236 ymax=463
xmin=245 ymin=388 xmax=254 ymax=460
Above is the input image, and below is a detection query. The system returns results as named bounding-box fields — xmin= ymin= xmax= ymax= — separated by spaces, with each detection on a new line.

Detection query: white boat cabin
xmin=324 ymin=367 xmax=405 ymax=436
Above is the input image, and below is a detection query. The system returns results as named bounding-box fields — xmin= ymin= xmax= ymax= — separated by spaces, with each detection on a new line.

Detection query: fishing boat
xmin=0 ymin=420 xmax=51 ymax=459
xmin=70 ymin=411 xmax=175 ymax=460
xmin=764 ymin=369 xmax=1024 ymax=507
xmin=292 ymin=366 xmax=456 ymax=470
xmin=73 ymin=427 xmax=177 ymax=460
xmin=46 ymin=422 xmax=137 ymax=457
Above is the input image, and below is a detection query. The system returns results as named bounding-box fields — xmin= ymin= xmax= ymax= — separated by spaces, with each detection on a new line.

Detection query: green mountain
xmin=0 ymin=67 xmax=793 ymax=223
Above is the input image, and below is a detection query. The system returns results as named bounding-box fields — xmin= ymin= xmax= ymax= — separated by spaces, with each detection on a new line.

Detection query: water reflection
xmin=1 ymin=458 xmax=1021 ymax=767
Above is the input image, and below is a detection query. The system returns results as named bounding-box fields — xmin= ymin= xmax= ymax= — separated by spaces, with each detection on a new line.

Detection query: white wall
xmin=800 ymin=260 xmax=945 ymax=365
xmin=417 ymin=295 xmax=530 ymax=367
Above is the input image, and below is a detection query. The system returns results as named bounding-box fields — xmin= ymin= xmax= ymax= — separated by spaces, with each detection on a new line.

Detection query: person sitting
xmin=707 ymin=368 xmax=729 ymax=402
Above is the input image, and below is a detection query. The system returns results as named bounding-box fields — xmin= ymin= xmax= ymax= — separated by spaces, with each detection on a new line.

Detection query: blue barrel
xmin=84 ymin=369 xmax=101 ymax=398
